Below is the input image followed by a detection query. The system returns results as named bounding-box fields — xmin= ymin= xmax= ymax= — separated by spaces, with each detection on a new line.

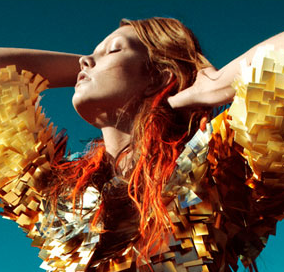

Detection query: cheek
xmin=98 ymin=62 xmax=148 ymax=99
xmin=115 ymin=59 xmax=150 ymax=94
xmin=73 ymin=56 xmax=150 ymax=112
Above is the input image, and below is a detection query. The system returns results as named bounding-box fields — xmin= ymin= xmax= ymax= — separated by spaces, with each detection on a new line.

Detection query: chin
xmin=72 ymin=99 xmax=105 ymax=128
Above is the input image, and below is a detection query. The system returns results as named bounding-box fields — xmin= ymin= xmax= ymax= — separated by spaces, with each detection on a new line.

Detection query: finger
xmin=168 ymin=86 xmax=234 ymax=109
xmin=167 ymin=87 xmax=197 ymax=108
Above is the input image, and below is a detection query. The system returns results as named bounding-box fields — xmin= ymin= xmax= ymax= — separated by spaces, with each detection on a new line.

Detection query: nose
xmin=79 ymin=55 xmax=95 ymax=69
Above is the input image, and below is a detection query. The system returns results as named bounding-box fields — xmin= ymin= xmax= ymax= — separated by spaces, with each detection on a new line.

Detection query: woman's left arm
xmin=168 ymin=31 xmax=284 ymax=109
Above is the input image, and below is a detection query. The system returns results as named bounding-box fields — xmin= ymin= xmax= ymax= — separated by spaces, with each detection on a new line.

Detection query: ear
xmin=162 ymin=69 xmax=174 ymax=86
xmin=144 ymin=69 xmax=174 ymax=96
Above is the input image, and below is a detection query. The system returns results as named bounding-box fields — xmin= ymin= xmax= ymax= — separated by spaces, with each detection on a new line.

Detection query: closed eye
xmin=108 ymin=48 xmax=121 ymax=54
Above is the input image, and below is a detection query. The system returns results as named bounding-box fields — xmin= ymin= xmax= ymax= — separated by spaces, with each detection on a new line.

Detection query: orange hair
xmin=120 ymin=17 xmax=211 ymax=262
xmin=42 ymin=140 xmax=109 ymax=217
xmin=44 ymin=17 xmax=211 ymax=266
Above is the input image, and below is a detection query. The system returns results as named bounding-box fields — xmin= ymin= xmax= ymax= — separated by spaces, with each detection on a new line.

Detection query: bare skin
xmin=73 ymin=26 xmax=151 ymax=159
xmin=168 ymin=31 xmax=284 ymax=108
xmin=0 ymin=48 xmax=81 ymax=88
xmin=0 ymin=26 xmax=150 ymax=161
xmin=1 ymin=29 xmax=283 ymax=161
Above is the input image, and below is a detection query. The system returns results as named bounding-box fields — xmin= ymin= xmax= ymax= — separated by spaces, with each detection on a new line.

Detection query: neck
xmin=94 ymin=107 xmax=137 ymax=171
xmin=101 ymin=126 xmax=131 ymax=159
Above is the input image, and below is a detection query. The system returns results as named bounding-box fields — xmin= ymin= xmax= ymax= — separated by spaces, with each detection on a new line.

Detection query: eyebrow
xmin=92 ymin=35 xmax=123 ymax=55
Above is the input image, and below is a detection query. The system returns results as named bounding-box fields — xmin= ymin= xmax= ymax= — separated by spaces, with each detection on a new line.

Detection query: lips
xmin=76 ymin=71 xmax=91 ymax=87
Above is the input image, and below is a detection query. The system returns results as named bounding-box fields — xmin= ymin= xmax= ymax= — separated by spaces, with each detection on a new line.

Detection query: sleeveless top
xmin=1 ymin=45 xmax=284 ymax=272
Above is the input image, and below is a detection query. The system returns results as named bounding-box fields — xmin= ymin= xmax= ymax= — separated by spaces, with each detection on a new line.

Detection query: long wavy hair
xmin=44 ymin=17 xmax=211 ymax=265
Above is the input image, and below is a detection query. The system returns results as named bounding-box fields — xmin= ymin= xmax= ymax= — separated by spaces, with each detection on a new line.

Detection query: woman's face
xmin=73 ymin=25 xmax=150 ymax=127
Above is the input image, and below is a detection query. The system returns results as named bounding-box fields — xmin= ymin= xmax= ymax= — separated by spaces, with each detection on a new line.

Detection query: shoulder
xmin=228 ymin=45 xmax=284 ymax=178
xmin=0 ymin=65 xmax=66 ymax=242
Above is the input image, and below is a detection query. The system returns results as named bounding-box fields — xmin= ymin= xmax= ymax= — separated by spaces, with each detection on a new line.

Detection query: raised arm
xmin=0 ymin=48 xmax=81 ymax=215
xmin=168 ymin=31 xmax=284 ymax=108
xmin=0 ymin=48 xmax=81 ymax=88
xmin=0 ymin=59 xmax=100 ymax=271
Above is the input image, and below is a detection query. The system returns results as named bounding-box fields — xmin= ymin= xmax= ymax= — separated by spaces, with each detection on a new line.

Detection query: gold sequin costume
xmin=1 ymin=46 xmax=284 ymax=272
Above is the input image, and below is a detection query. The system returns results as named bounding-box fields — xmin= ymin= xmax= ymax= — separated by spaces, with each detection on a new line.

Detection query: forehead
xmin=94 ymin=25 xmax=144 ymax=53
xmin=109 ymin=25 xmax=137 ymax=39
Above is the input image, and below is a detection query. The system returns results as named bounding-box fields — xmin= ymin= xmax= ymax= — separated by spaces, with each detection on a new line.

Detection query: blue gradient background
xmin=0 ymin=0 xmax=284 ymax=271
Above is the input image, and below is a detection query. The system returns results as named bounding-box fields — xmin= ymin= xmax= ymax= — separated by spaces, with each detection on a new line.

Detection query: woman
xmin=0 ymin=17 xmax=284 ymax=272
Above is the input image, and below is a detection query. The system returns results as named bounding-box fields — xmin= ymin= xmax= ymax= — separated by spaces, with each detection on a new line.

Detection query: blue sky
xmin=0 ymin=0 xmax=284 ymax=271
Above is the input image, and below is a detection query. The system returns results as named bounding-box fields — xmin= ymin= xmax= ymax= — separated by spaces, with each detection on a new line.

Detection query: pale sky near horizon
xmin=0 ymin=0 xmax=284 ymax=271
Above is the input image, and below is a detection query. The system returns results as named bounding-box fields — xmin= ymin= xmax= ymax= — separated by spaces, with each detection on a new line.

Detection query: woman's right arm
xmin=0 ymin=49 xmax=79 ymax=240
xmin=0 ymin=48 xmax=82 ymax=88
